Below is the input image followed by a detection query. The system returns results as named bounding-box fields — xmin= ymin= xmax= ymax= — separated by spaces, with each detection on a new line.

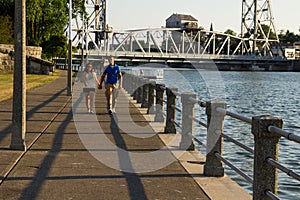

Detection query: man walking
xmin=98 ymin=55 xmax=122 ymax=114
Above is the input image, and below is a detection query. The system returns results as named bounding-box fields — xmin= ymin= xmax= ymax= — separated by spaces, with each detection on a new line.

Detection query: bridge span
xmin=71 ymin=27 xmax=293 ymax=70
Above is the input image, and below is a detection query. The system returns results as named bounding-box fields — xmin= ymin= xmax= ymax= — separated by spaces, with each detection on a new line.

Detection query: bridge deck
xmin=0 ymin=71 xmax=250 ymax=200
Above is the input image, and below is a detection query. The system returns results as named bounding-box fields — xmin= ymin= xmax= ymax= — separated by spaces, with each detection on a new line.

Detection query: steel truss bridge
xmin=69 ymin=0 xmax=289 ymax=68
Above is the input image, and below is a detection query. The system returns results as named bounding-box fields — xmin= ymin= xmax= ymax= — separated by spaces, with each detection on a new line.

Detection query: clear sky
xmin=106 ymin=0 xmax=300 ymax=34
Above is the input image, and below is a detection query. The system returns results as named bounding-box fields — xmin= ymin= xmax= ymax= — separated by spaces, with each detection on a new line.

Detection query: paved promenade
xmin=0 ymin=71 xmax=250 ymax=200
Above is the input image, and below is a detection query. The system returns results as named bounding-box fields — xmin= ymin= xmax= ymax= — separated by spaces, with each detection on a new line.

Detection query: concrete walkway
xmin=0 ymin=71 xmax=250 ymax=200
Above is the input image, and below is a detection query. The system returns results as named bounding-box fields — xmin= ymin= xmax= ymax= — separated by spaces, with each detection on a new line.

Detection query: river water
xmin=155 ymin=68 xmax=300 ymax=199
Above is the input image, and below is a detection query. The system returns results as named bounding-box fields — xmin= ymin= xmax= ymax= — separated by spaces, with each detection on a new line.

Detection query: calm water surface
xmin=159 ymin=69 xmax=300 ymax=200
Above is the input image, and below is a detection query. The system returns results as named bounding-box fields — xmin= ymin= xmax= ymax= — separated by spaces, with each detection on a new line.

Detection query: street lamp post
xmin=67 ymin=0 xmax=72 ymax=96
xmin=11 ymin=0 xmax=27 ymax=151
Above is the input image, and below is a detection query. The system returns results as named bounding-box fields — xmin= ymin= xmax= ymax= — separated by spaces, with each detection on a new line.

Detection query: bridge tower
xmin=72 ymin=0 xmax=108 ymax=60
xmin=241 ymin=0 xmax=281 ymax=56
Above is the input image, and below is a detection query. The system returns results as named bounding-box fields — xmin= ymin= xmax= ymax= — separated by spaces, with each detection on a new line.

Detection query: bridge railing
xmin=122 ymin=72 xmax=300 ymax=200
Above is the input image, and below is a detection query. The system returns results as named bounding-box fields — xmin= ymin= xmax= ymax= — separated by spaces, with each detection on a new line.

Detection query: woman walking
xmin=82 ymin=64 xmax=100 ymax=113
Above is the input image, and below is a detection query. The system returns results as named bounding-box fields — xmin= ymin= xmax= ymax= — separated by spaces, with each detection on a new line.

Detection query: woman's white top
xmin=85 ymin=72 xmax=97 ymax=88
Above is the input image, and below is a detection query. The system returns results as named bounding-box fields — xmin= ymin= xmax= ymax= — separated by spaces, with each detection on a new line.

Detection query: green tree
xmin=0 ymin=16 xmax=14 ymax=44
xmin=41 ymin=35 xmax=68 ymax=59
xmin=278 ymin=30 xmax=300 ymax=43
xmin=26 ymin=0 xmax=68 ymax=46
xmin=0 ymin=0 xmax=14 ymax=18
xmin=224 ymin=29 xmax=236 ymax=36
xmin=258 ymin=24 xmax=277 ymax=39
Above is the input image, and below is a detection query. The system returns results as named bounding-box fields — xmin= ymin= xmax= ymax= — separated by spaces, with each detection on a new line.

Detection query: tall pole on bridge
xmin=11 ymin=0 xmax=27 ymax=151
xmin=241 ymin=0 xmax=280 ymax=56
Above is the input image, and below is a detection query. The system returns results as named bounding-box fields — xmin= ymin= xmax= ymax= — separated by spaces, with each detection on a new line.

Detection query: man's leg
xmin=105 ymin=84 xmax=114 ymax=112
xmin=112 ymin=84 xmax=119 ymax=112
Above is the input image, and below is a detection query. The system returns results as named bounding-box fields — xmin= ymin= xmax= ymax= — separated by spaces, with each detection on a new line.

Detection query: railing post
xmin=154 ymin=83 xmax=165 ymax=122
xmin=204 ymin=100 xmax=226 ymax=177
xmin=251 ymin=115 xmax=283 ymax=200
xmin=141 ymin=78 xmax=149 ymax=108
xmin=164 ymin=87 xmax=178 ymax=133
xmin=147 ymin=80 xmax=156 ymax=114
xmin=122 ymin=72 xmax=129 ymax=92
xmin=133 ymin=76 xmax=139 ymax=100
xmin=136 ymin=77 xmax=143 ymax=104
xmin=180 ymin=92 xmax=196 ymax=150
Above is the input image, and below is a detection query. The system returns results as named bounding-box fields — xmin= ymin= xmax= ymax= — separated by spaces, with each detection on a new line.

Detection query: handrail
xmin=266 ymin=158 xmax=300 ymax=181
xmin=221 ymin=133 xmax=254 ymax=154
xmin=268 ymin=126 xmax=300 ymax=144
xmin=216 ymin=107 xmax=252 ymax=124
xmin=265 ymin=190 xmax=280 ymax=200
xmin=214 ymin=152 xmax=253 ymax=184
xmin=122 ymin=72 xmax=300 ymax=200
xmin=171 ymin=104 xmax=182 ymax=113
xmin=189 ymin=115 xmax=207 ymax=128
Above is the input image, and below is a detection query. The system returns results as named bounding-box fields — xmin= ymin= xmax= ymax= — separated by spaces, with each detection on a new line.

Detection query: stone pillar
xmin=252 ymin=115 xmax=283 ymax=200
xmin=164 ymin=87 xmax=178 ymax=133
xmin=11 ymin=0 xmax=27 ymax=151
xmin=180 ymin=92 xmax=196 ymax=150
xmin=141 ymin=78 xmax=149 ymax=108
xmin=147 ymin=80 xmax=156 ymax=114
xmin=136 ymin=77 xmax=143 ymax=103
xmin=154 ymin=83 xmax=165 ymax=122
xmin=204 ymin=100 xmax=226 ymax=177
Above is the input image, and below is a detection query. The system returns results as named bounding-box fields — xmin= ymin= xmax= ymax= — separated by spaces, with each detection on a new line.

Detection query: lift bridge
xmin=69 ymin=0 xmax=289 ymax=70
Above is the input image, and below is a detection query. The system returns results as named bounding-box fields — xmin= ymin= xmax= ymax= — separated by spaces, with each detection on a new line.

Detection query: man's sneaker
xmin=90 ymin=110 xmax=95 ymax=114
xmin=108 ymin=109 xmax=113 ymax=115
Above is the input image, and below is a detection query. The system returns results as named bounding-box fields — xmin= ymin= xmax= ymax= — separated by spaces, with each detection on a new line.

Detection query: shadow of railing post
xmin=251 ymin=115 xmax=283 ymax=200
xmin=180 ymin=92 xmax=196 ymax=150
xmin=204 ymin=100 xmax=226 ymax=177
xmin=154 ymin=83 xmax=165 ymax=122
xmin=164 ymin=87 xmax=178 ymax=133
xmin=147 ymin=80 xmax=156 ymax=114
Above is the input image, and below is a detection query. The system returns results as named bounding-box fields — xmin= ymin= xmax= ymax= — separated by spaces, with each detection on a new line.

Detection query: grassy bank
xmin=0 ymin=71 xmax=60 ymax=102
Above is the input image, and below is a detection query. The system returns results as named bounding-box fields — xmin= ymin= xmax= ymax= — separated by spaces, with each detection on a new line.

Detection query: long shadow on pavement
xmin=110 ymin=115 xmax=148 ymax=200
xmin=0 ymin=88 xmax=66 ymax=144
xmin=19 ymin=101 xmax=72 ymax=199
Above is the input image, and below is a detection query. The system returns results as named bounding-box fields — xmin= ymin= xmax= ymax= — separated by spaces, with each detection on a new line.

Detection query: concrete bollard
xmin=154 ymin=83 xmax=165 ymax=122
xmin=136 ymin=77 xmax=143 ymax=104
xmin=133 ymin=75 xmax=139 ymax=100
xmin=147 ymin=80 xmax=156 ymax=114
xmin=141 ymin=78 xmax=149 ymax=108
xmin=164 ymin=87 xmax=178 ymax=133
xmin=204 ymin=100 xmax=226 ymax=177
xmin=179 ymin=92 xmax=196 ymax=150
xmin=252 ymin=115 xmax=283 ymax=200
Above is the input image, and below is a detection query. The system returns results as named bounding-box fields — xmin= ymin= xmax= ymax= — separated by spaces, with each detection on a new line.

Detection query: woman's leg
xmin=85 ymin=93 xmax=90 ymax=112
xmin=89 ymin=91 xmax=95 ymax=113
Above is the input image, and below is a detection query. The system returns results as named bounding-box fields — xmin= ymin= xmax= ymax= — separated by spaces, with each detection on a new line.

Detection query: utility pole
xmin=11 ymin=0 xmax=27 ymax=151
xmin=67 ymin=0 xmax=72 ymax=96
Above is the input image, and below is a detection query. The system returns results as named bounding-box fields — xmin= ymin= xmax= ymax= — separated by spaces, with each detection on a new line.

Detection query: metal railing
xmin=122 ymin=72 xmax=300 ymax=200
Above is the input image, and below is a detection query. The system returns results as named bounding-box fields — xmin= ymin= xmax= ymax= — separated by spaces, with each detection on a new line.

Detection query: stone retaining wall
xmin=0 ymin=44 xmax=42 ymax=73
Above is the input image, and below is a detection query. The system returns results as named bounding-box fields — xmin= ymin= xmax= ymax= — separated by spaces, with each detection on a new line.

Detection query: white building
xmin=166 ymin=13 xmax=198 ymax=29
